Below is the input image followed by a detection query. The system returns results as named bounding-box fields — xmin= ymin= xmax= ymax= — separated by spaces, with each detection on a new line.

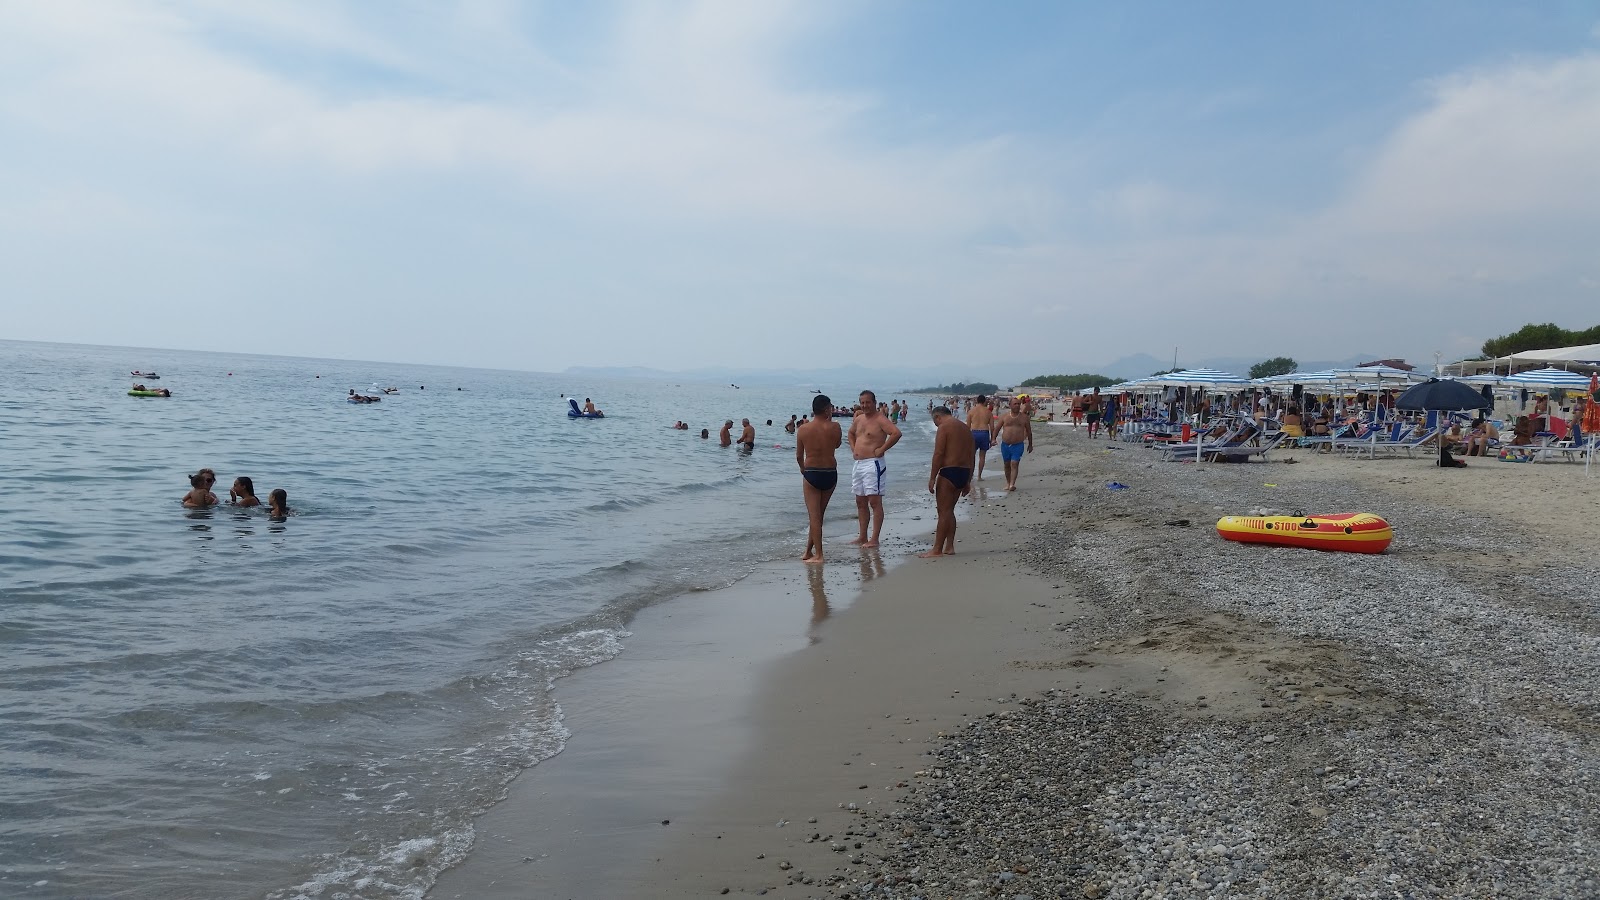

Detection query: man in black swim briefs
xmin=921 ymin=406 xmax=975 ymax=558
xmin=796 ymin=394 xmax=843 ymax=563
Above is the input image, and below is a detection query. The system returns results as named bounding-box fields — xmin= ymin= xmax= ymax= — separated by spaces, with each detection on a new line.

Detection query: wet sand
xmin=432 ymin=430 xmax=1600 ymax=899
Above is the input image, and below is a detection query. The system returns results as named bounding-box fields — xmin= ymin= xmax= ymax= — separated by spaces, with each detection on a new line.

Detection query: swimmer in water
xmin=739 ymin=418 xmax=756 ymax=450
xmin=229 ymin=476 xmax=260 ymax=507
xmin=267 ymin=488 xmax=290 ymax=518
xmin=183 ymin=469 xmax=218 ymax=508
xmin=719 ymin=420 xmax=734 ymax=447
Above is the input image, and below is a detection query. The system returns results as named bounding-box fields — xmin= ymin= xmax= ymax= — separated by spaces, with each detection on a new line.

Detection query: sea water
xmin=0 ymin=340 xmax=936 ymax=900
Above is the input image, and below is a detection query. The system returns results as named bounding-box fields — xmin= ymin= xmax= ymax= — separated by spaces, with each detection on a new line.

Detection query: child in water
xmin=229 ymin=476 xmax=260 ymax=507
xmin=182 ymin=470 xmax=218 ymax=508
xmin=267 ymin=489 xmax=290 ymax=518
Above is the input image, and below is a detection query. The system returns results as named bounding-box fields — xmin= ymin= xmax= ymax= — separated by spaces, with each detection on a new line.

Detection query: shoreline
xmin=433 ymin=429 xmax=1600 ymax=899
xmin=428 ymin=478 xmax=947 ymax=899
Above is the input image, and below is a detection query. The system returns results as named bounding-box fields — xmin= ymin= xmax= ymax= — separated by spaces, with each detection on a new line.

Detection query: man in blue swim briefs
xmin=995 ymin=397 xmax=1034 ymax=492
xmin=846 ymin=389 xmax=901 ymax=549
xmin=921 ymin=406 xmax=975 ymax=558
xmin=796 ymin=394 xmax=843 ymax=563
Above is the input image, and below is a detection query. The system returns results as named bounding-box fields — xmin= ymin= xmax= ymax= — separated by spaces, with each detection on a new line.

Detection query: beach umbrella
xmin=1503 ymin=367 xmax=1594 ymax=391
xmin=1332 ymin=365 xmax=1426 ymax=384
xmin=1396 ymin=378 xmax=1492 ymax=412
xmin=1584 ymin=375 xmax=1600 ymax=477
xmin=1396 ymin=379 xmax=1492 ymax=467
xmin=1155 ymin=368 xmax=1249 ymax=388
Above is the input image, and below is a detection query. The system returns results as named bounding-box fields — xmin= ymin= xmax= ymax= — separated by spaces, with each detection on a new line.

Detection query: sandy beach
xmin=432 ymin=427 xmax=1600 ymax=900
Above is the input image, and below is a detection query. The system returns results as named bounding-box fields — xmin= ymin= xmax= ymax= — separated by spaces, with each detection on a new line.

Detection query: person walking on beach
xmin=967 ymin=394 xmax=994 ymax=480
xmin=719 ymin=420 xmax=733 ymax=447
xmin=796 ymin=394 xmax=843 ymax=563
xmin=921 ymin=406 xmax=974 ymax=558
xmin=1084 ymin=387 xmax=1103 ymax=437
xmin=847 ymin=389 xmax=901 ymax=548
xmin=995 ymin=398 xmax=1033 ymax=492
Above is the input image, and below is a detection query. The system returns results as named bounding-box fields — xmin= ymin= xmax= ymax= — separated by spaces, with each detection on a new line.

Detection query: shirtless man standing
xmin=796 ymin=394 xmax=843 ymax=563
xmin=920 ymin=406 xmax=975 ymax=558
xmin=846 ymin=389 xmax=901 ymax=548
xmin=719 ymin=420 xmax=734 ymax=447
xmin=967 ymin=394 xmax=994 ymax=480
xmin=995 ymin=398 xmax=1034 ymax=492
xmin=738 ymin=418 xmax=756 ymax=450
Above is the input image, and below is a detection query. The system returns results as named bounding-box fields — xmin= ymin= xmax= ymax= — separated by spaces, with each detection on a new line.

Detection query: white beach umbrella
xmin=1330 ymin=365 xmax=1427 ymax=385
xmin=1154 ymin=368 xmax=1249 ymax=388
xmin=1503 ymin=367 xmax=1594 ymax=390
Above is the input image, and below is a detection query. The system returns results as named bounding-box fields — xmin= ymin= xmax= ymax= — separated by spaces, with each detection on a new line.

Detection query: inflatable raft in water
xmin=567 ymin=399 xmax=604 ymax=418
xmin=1215 ymin=513 xmax=1392 ymax=554
xmin=128 ymin=389 xmax=170 ymax=397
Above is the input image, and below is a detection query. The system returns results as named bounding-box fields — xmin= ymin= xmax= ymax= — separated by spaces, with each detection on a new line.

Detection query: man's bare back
xmin=933 ymin=416 xmax=976 ymax=471
xmin=967 ymin=401 xmax=993 ymax=432
xmin=797 ymin=418 xmax=842 ymax=468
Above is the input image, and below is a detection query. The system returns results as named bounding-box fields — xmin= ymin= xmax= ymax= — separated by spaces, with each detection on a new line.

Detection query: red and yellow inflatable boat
xmin=1215 ymin=513 xmax=1392 ymax=554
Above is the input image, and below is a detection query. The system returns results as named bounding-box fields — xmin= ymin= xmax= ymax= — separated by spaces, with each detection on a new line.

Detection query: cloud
xmin=0 ymin=0 xmax=1009 ymax=234
xmin=1332 ymin=54 xmax=1600 ymax=234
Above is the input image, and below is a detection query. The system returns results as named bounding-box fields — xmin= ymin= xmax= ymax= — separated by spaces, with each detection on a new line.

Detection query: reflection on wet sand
xmin=858 ymin=549 xmax=885 ymax=581
xmin=807 ymin=564 xmax=830 ymax=640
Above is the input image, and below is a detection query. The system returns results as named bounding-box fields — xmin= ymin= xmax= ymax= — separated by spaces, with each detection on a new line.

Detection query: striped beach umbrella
xmin=1154 ymin=368 xmax=1249 ymax=388
xmin=1503 ymin=367 xmax=1593 ymax=390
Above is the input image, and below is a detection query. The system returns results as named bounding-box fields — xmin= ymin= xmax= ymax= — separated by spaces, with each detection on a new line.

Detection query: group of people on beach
xmin=794 ymin=391 xmax=1033 ymax=563
xmin=182 ymin=468 xmax=290 ymax=518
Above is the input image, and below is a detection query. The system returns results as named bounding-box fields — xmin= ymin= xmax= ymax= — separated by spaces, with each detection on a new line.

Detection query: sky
xmin=2 ymin=1 xmax=1598 ymax=374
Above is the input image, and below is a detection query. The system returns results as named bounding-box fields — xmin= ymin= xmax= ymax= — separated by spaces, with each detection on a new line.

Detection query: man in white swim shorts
xmin=846 ymin=389 xmax=902 ymax=549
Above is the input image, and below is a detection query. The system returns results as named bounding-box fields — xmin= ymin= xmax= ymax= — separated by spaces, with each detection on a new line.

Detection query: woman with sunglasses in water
xmin=182 ymin=469 xmax=219 ymax=508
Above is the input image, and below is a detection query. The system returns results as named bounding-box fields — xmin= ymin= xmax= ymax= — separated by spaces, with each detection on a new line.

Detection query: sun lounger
xmin=1156 ymin=426 xmax=1255 ymax=461
xmin=1205 ymin=432 xmax=1287 ymax=462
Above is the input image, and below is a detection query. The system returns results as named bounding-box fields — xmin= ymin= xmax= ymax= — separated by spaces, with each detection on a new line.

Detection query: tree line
xmin=1481 ymin=323 xmax=1600 ymax=359
xmin=913 ymin=381 xmax=1000 ymax=394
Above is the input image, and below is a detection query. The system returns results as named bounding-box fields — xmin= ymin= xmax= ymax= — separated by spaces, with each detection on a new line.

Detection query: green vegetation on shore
xmin=913 ymin=381 xmax=999 ymax=394
xmin=1481 ymin=323 xmax=1600 ymax=358
xmin=1019 ymin=373 xmax=1116 ymax=391
xmin=1248 ymin=356 xmax=1298 ymax=379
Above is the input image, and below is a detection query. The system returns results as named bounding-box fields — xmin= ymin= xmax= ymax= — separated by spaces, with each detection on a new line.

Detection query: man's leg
xmin=921 ymin=479 xmax=954 ymax=557
xmin=976 ymin=448 xmax=986 ymax=480
xmin=851 ymin=493 xmax=870 ymax=544
xmin=866 ymin=495 xmax=885 ymax=547
xmin=934 ymin=480 xmax=947 ymax=550
xmin=802 ymin=483 xmax=823 ymax=561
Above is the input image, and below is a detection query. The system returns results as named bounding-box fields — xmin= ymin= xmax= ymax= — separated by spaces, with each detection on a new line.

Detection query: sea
xmin=0 ymin=340 xmax=937 ymax=900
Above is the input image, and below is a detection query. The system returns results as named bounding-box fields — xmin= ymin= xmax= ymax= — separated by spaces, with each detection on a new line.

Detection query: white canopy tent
xmin=1453 ymin=343 xmax=1600 ymax=376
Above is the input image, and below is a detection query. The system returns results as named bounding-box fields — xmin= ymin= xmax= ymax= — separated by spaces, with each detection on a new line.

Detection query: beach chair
xmin=1326 ymin=422 xmax=1378 ymax=455
xmin=1372 ymin=425 xmax=1445 ymax=458
xmin=1296 ymin=422 xmax=1353 ymax=452
xmin=1333 ymin=422 xmax=1408 ymax=459
xmin=1205 ymin=431 xmax=1287 ymax=462
xmin=1156 ymin=425 xmax=1253 ymax=461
